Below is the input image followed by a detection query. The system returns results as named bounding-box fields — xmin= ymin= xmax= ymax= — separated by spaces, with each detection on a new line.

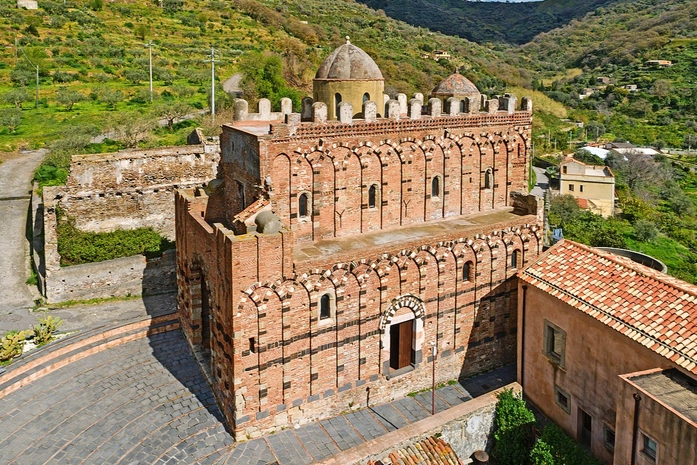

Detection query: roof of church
xmin=519 ymin=240 xmax=697 ymax=375
xmin=315 ymin=38 xmax=383 ymax=81
xmin=431 ymin=73 xmax=480 ymax=98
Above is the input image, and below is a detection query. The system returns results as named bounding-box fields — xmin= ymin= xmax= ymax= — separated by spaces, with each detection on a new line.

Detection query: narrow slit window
xmin=369 ymin=184 xmax=378 ymax=208
xmin=299 ymin=193 xmax=309 ymax=218
xmin=320 ymin=294 xmax=331 ymax=320
xmin=431 ymin=176 xmax=441 ymax=198
xmin=463 ymin=261 xmax=473 ymax=282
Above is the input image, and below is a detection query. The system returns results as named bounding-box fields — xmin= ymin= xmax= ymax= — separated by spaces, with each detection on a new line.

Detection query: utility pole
xmin=206 ymin=47 xmax=219 ymax=124
xmin=145 ymin=41 xmax=155 ymax=103
xmin=20 ymin=48 xmax=39 ymax=109
xmin=431 ymin=342 xmax=437 ymax=415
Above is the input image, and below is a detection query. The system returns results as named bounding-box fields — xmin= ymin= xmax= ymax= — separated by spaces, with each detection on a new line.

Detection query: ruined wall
xmin=57 ymin=137 xmax=218 ymax=239
xmin=37 ymin=132 xmax=217 ymax=303
xmin=176 ymin=184 xmax=541 ymax=439
xmin=40 ymin=189 xmax=177 ymax=303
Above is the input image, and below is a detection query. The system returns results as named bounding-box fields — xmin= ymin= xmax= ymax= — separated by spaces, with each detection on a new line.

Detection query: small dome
xmin=431 ymin=73 xmax=480 ymax=98
xmin=315 ymin=38 xmax=383 ymax=81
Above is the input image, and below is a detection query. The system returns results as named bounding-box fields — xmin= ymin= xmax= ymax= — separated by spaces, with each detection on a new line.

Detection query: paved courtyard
xmin=0 ymin=315 xmax=514 ymax=465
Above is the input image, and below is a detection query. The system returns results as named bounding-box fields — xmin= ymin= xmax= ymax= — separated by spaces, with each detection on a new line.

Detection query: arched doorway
xmin=379 ymin=294 xmax=426 ymax=377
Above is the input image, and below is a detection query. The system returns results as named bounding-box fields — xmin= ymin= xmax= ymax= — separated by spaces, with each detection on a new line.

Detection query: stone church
xmin=175 ymin=40 xmax=542 ymax=439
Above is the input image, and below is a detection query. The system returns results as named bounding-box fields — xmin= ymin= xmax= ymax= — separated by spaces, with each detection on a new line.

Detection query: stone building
xmin=559 ymin=158 xmax=615 ymax=217
xmin=518 ymin=240 xmax=697 ymax=465
xmin=175 ymin=42 xmax=541 ymax=439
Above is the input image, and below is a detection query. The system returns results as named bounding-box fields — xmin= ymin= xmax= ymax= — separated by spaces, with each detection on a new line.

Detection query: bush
xmin=493 ymin=389 xmax=536 ymax=465
xmin=0 ymin=330 xmax=30 ymax=363
xmin=32 ymin=315 xmax=63 ymax=346
xmin=57 ymin=215 xmax=174 ymax=266
xmin=531 ymin=424 xmax=603 ymax=465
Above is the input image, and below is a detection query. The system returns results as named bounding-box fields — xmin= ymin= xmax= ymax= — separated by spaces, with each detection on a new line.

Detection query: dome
xmin=315 ymin=38 xmax=383 ymax=81
xmin=431 ymin=73 xmax=481 ymax=98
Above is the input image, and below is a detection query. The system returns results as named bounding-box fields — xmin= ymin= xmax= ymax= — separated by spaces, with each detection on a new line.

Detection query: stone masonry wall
xmin=57 ymin=138 xmax=218 ymax=239
xmin=38 ymin=134 xmax=216 ymax=302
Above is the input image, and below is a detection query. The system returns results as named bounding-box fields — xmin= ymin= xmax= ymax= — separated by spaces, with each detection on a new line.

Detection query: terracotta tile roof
xmin=365 ymin=436 xmax=465 ymax=465
xmin=519 ymin=240 xmax=697 ymax=375
xmin=576 ymin=198 xmax=589 ymax=209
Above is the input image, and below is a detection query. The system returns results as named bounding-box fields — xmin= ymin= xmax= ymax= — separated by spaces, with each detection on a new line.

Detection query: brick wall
xmin=176 ymin=106 xmax=539 ymax=440
xmin=177 ymin=188 xmax=541 ymax=439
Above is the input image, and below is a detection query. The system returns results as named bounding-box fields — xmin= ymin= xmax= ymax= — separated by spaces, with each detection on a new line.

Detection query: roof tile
xmin=519 ymin=240 xmax=697 ymax=375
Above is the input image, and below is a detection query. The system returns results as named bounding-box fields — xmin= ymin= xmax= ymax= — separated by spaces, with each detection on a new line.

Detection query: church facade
xmin=175 ymin=41 xmax=542 ymax=439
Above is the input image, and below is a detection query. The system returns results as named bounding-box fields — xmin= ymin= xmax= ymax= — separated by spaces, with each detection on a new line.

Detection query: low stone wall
xmin=316 ymin=384 xmax=516 ymax=465
xmin=36 ymin=184 xmax=177 ymax=303
xmin=44 ymin=250 xmax=176 ymax=303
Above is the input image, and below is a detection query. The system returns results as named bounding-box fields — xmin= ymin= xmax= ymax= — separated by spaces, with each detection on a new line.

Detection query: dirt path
xmin=0 ymin=150 xmax=46 ymax=330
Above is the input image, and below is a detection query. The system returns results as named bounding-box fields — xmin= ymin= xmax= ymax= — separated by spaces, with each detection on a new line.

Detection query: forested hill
xmin=520 ymin=0 xmax=697 ymax=69
xmin=357 ymin=0 xmax=620 ymax=44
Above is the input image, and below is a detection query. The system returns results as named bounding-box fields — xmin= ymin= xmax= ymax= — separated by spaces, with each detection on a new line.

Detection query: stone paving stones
xmin=343 ymin=408 xmax=389 ymax=441
xmin=293 ymin=422 xmax=339 ymax=461
xmin=390 ymin=396 xmax=431 ymax=423
xmin=435 ymin=384 xmax=473 ymax=406
xmin=0 ymin=317 xmax=515 ymax=465
xmin=0 ymin=330 xmax=232 ymax=465
xmin=265 ymin=430 xmax=313 ymax=465
xmin=319 ymin=415 xmax=365 ymax=451
xmin=412 ymin=390 xmax=451 ymax=414
xmin=367 ymin=403 xmax=411 ymax=431
xmin=220 ymin=436 xmax=276 ymax=465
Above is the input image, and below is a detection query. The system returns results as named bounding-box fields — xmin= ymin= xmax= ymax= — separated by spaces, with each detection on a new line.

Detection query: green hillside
xmin=357 ymin=0 xmax=619 ymax=44
xmin=516 ymin=0 xmax=697 ymax=148
xmin=0 ymin=0 xmax=530 ymax=151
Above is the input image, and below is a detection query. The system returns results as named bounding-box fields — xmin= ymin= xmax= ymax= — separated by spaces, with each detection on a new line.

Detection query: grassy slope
xmin=0 ymin=0 xmax=533 ymax=151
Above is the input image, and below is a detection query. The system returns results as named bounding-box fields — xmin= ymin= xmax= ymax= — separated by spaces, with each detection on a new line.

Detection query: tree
xmin=2 ymin=88 xmax=30 ymax=109
xmin=634 ymin=219 xmax=658 ymax=243
xmin=153 ymin=101 xmax=193 ymax=130
xmin=56 ymin=87 xmax=86 ymax=111
xmin=123 ymin=69 xmax=148 ymax=85
xmin=549 ymin=194 xmax=581 ymax=226
xmin=108 ymin=112 xmax=156 ymax=147
xmin=585 ymin=121 xmax=605 ymax=140
xmin=573 ymin=149 xmax=604 ymax=166
xmin=0 ymin=109 xmax=22 ymax=133
xmin=97 ymin=88 xmax=124 ymax=110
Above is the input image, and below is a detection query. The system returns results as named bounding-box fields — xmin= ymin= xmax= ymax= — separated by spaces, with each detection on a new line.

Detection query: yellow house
xmin=560 ymin=158 xmax=615 ymax=217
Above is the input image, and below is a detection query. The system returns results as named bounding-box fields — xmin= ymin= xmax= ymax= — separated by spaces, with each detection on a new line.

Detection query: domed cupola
xmin=431 ymin=72 xmax=481 ymax=113
xmin=313 ymin=37 xmax=385 ymax=120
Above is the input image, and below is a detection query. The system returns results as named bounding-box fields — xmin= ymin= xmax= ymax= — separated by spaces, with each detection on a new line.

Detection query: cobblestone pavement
xmin=217 ymin=365 xmax=515 ymax=465
xmin=0 ymin=329 xmax=233 ymax=465
xmin=0 ymin=318 xmax=514 ymax=465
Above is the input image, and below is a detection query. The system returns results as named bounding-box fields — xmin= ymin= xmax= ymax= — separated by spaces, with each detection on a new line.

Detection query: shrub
xmin=32 ymin=315 xmax=63 ymax=346
xmin=57 ymin=215 xmax=174 ymax=266
xmin=0 ymin=330 xmax=30 ymax=363
xmin=531 ymin=424 xmax=603 ymax=465
xmin=493 ymin=389 xmax=536 ymax=465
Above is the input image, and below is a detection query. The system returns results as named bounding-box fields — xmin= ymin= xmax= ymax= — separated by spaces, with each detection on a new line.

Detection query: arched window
xmin=511 ymin=250 xmax=519 ymax=269
xmin=335 ymin=93 xmax=342 ymax=118
xmin=484 ymin=168 xmax=493 ymax=189
xmin=368 ymin=184 xmax=378 ymax=208
xmin=298 ymin=192 xmax=309 ymax=218
xmin=463 ymin=261 xmax=473 ymax=282
xmin=320 ymin=293 xmax=333 ymax=320
xmin=431 ymin=175 xmax=441 ymax=198
xmin=363 ymin=92 xmax=370 ymax=103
